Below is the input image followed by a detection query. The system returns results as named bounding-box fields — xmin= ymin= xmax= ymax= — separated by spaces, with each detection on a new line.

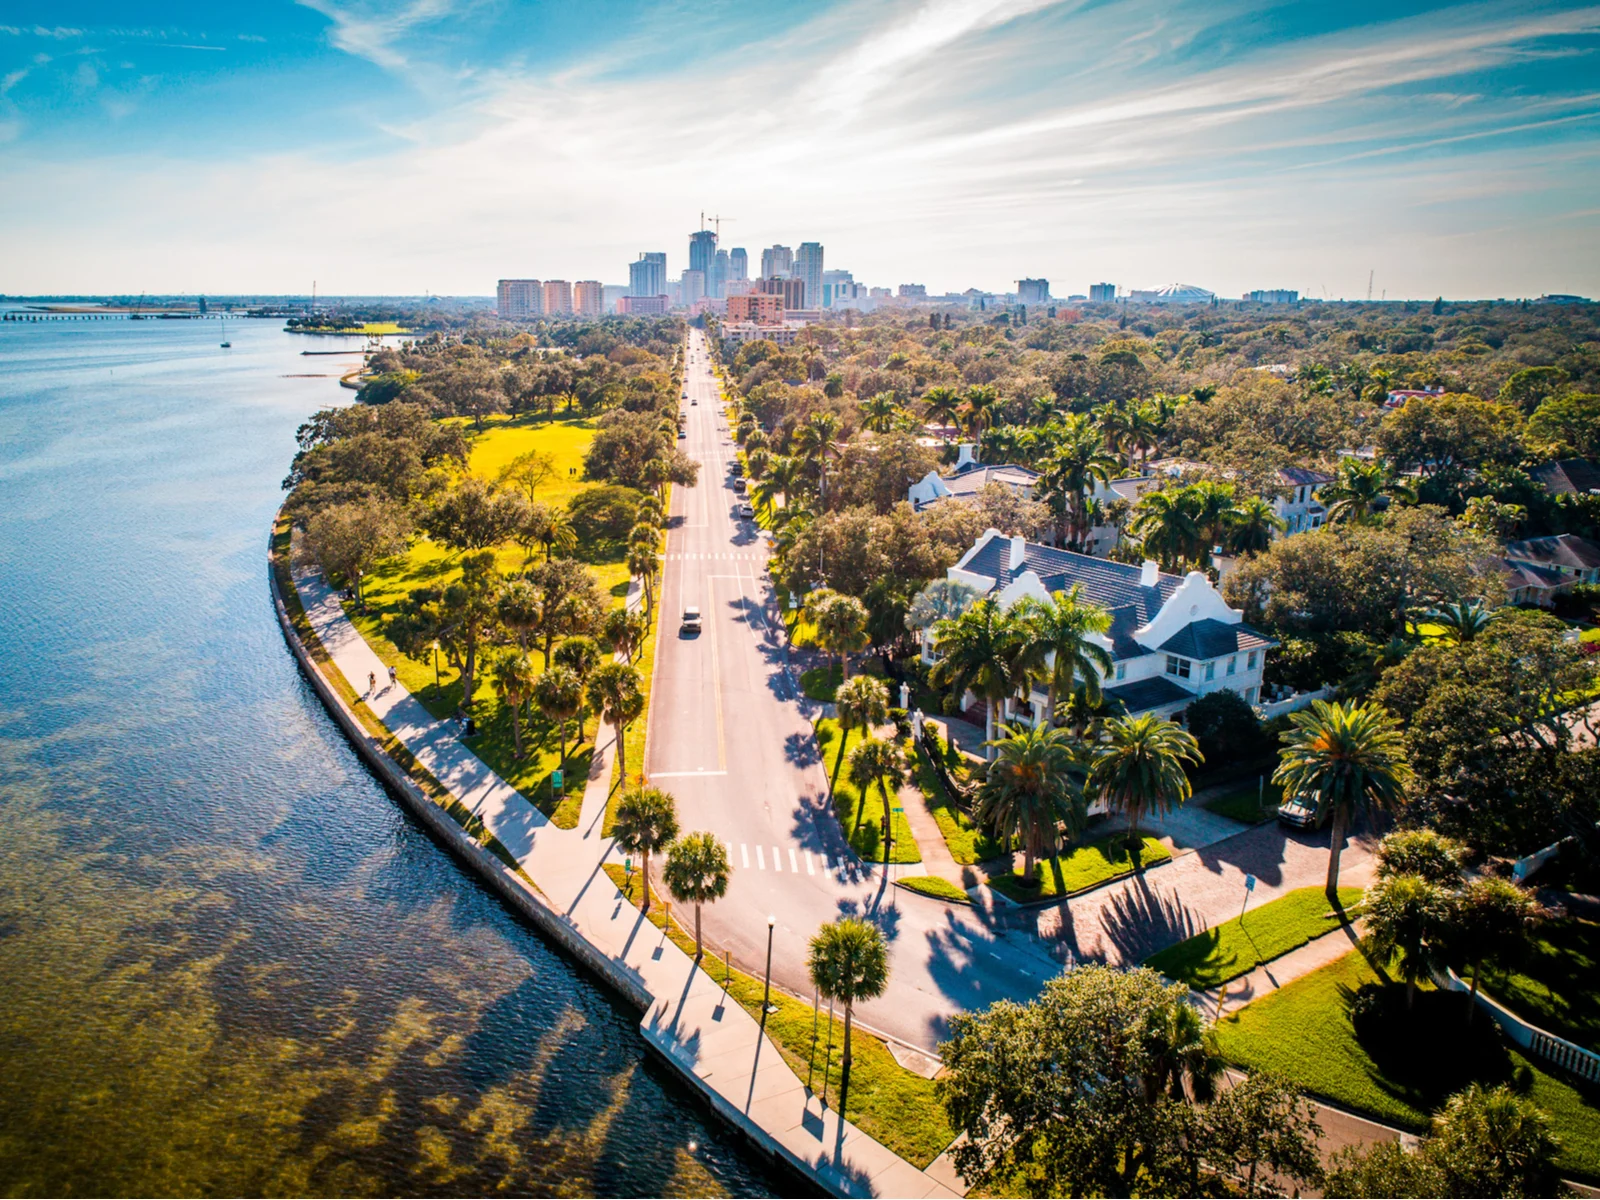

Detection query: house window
xmin=1165 ymin=655 xmax=1191 ymax=679
xmin=1247 ymin=650 xmax=1258 ymax=670
xmin=1115 ymin=662 xmax=1126 ymax=681
xmin=1204 ymin=661 xmax=1215 ymax=682
xmin=1227 ymin=655 xmax=1237 ymax=675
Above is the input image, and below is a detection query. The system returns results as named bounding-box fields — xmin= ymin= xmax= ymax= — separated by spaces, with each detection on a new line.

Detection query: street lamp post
xmin=430 ymin=640 xmax=441 ymax=692
xmin=762 ymin=914 xmax=777 ymax=1015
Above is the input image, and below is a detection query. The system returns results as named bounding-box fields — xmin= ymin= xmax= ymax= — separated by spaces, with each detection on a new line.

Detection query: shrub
xmin=1185 ymin=689 xmax=1267 ymax=770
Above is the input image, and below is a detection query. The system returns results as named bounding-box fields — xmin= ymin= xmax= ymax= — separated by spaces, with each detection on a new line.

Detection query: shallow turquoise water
xmin=0 ymin=313 xmax=784 ymax=1197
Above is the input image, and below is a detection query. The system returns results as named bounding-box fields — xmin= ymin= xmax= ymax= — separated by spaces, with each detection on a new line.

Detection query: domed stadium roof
xmin=1147 ymin=283 xmax=1215 ymax=303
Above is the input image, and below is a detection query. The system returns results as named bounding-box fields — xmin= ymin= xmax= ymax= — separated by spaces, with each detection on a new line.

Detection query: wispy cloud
xmin=296 ymin=0 xmax=458 ymax=72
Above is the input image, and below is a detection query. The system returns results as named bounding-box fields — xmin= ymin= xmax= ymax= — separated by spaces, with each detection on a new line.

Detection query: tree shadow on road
xmin=1092 ymin=874 xmax=1205 ymax=964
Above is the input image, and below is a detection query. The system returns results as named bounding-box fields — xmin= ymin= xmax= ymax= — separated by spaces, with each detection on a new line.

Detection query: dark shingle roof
xmin=1529 ymin=459 xmax=1600 ymax=496
xmin=943 ymin=464 xmax=1040 ymax=497
xmin=1500 ymin=559 xmax=1567 ymax=592
xmin=1103 ymin=676 xmax=1193 ymax=714
xmin=1279 ymin=465 xmax=1336 ymax=487
xmin=1504 ymin=534 xmax=1600 ymax=571
xmin=1157 ymin=619 xmax=1277 ymax=659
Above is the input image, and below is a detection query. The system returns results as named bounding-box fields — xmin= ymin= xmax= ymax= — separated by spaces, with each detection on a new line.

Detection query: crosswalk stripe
xmin=772 ymin=845 xmax=782 ymax=872
xmin=806 ymin=852 xmax=815 ymax=875
xmin=756 ymin=845 xmax=765 ymax=869
xmin=741 ymin=843 xmax=749 ymax=869
xmin=789 ymin=847 xmax=799 ymax=873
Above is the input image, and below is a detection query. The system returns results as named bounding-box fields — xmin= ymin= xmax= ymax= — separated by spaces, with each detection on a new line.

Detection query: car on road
xmin=680 ymin=605 xmax=702 ymax=635
xmin=732 ymin=477 xmax=747 ymax=494
xmin=1276 ymin=794 xmax=1327 ymax=830
xmin=736 ymin=501 xmax=754 ymax=518
xmin=691 ymin=397 xmax=698 ymax=405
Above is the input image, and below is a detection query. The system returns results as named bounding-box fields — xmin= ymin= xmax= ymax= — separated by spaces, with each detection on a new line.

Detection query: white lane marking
xmin=756 ymin=845 xmax=765 ymax=870
xmin=823 ymin=855 xmax=830 ymax=870
xmin=650 ymin=770 xmax=729 ymax=777
xmin=741 ymin=843 xmax=749 ymax=869
xmin=772 ymin=845 xmax=783 ymax=872
xmin=789 ymin=847 xmax=799 ymax=873
xmin=806 ymin=852 xmax=815 ymax=875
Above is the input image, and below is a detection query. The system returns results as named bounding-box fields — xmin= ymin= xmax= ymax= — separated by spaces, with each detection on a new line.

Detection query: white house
xmin=921 ymin=529 xmax=1276 ymax=738
xmin=907 ymin=444 xmax=1041 ymax=512
xmin=1276 ymin=465 xmax=1336 ymax=534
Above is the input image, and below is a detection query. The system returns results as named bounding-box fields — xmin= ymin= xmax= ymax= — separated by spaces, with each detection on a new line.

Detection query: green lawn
xmin=799 ymin=659 xmax=886 ymax=703
xmin=1145 ymin=886 xmax=1363 ymax=988
xmin=1214 ymin=948 xmax=1600 ymax=1181
xmin=896 ymin=875 xmax=970 ymax=903
xmin=604 ymin=588 xmax=662 ymax=836
xmin=332 ymin=414 xmax=644 ymax=830
xmin=1204 ymin=779 xmax=1281 ymax=825
xmin=908 ymin=736 xmax=1001 ymax=865
xmin=984 ymin=829 xmax=1171 ymax=904
xmin=1479 ymin=919 xmax=1600 ymax=1054
xmin=602 ymin=864 xmax=953 ymax=1168
xmin=815 ymin=718 xmax=921 ymax=865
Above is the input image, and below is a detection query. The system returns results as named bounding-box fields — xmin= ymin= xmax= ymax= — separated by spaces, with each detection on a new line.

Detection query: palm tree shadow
xmin=1097 ymin=874 xmax=1205 ymax=963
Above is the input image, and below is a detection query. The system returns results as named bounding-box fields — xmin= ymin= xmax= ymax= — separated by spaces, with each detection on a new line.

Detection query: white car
xmin=736 ymin=501 xmax=754 ymax=518
xmin=680 ymin=606 xmax=702 ymax=634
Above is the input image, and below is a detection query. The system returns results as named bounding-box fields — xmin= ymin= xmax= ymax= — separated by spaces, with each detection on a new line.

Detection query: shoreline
xmin=267 ymin=515 xmax=953 ymax=1199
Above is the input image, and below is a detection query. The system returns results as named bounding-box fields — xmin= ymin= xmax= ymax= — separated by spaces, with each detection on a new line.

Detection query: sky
xmin=1 ymin=0 xmax=1598 ymax=299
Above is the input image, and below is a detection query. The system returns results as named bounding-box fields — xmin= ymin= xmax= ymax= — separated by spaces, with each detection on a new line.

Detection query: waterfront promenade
xmin=289 ymin=563 xmax=957 ymax=1199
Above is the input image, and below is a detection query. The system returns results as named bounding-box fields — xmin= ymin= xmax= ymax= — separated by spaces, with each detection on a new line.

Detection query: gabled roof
xmin=1529 ymin=459 xmax=1600 ymax=496
xmin=1278 ymin=465 xmax=1336 ymax=487
xmin=1500 ymin=559 xmax=1567 ymax=593
xmin=1504 ymin=534 xmax=1600 ymax=571
xmin=1103 ymin=676 xmax=1193 ymax=714
xmin=943 ymin=463 xmax=1040 ymax=496
xmin=1157 ymin=618 xmax=1276 ymax=660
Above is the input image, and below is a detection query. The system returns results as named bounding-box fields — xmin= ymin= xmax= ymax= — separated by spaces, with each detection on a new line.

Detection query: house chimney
xmin=956 ymin=442 xmax=978 ymax=470
xmin=1009 ymin=535 xmax=1027 ymax=571
xmin=1140 ymin=559 xmax=1160 ymax=587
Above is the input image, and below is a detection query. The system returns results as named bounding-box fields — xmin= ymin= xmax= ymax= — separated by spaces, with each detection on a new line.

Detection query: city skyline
xmin=2 ymin=1 xmax=1599 ymax=297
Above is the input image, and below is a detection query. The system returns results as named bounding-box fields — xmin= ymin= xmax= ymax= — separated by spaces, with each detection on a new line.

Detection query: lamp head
xmin=767 ymin=914 xmax=776 ymax=928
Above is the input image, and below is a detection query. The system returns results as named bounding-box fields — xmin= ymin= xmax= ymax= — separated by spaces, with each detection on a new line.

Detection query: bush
xmin=1185 ymin=689 xmax=1267 ymax=770
xmin=567 ymin=484 xmax=645 ymax=543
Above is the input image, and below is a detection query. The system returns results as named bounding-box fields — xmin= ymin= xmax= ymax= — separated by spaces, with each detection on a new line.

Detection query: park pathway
xmin=291 ymin=562 xmax=956 ymax=1198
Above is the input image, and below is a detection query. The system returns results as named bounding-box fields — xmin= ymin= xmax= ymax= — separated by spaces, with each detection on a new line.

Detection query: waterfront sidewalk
xmin=292 ymin=565 xmax=956 ymax=1198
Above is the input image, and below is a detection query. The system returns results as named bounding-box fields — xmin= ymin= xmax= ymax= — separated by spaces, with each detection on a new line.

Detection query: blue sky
xmin=1 ymin=0 xmax=1597 ymax=297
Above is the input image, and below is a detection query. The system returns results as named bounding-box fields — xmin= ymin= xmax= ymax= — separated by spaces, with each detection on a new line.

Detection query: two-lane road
xmin=647 ymin=329 xmax=1057 ymax=1054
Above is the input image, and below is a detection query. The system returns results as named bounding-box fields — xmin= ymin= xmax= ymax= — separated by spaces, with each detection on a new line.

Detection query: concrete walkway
xmin=292 ymin=563 xmax=956 ymax=1198
xmin=1193 ymin=918 xmax=1368 ymax=1020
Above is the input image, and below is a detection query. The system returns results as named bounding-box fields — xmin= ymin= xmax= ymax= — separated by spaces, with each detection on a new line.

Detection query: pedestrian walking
xmin=368 ymin=671 xmax=376 ymax=694
xmin=387 ymin=665 xmax=397 ymax=687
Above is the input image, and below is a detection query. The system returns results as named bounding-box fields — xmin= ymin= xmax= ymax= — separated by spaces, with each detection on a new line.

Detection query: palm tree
xmin=793 ymin=412 xmax=841 ymax=507
xmin=1140 ymin=996 xmax=1222 ymax=1102
xmin=753 ymin=453 xmax=801 ymax=513
xmin=833 ymin=675 xmax=889 ymax=778
xmin=1363 ymin=872 xmax=1449 ymax=1010
xmin=807 ymin=590 xmax=870 ymax=683
xmin=1128 ymin=488 xmax=1202 ymax=571
xmin=1126 ymin=399 xmax=1162 ymax=472
xmin=920 ymin=386 xmax=963 ymax=437
xmin=1088 ymin=714 xmax=1200 ymax=851
xmin=663 ymin=831 xmax=731 ymax=959
xmin=848 ymin=737 xmax=907 ymax=864
xmin=1227 ymin=495 xmax=1286 ymax=555
xmin=904 ymin=578 xmax=980 ymax=638
xmin=1319 ymin=459 xmax=1417 ymax=523
xmin=613 ymin=785 xmax=679 ymax=912
xmin=1097 ymin=402 xmax=1137 ymax=465
xmin=1011 ymin=586 xmax=1113 ymax=723
xmin=489 ymin=648 xmax=539 ymax=759
xmin=626 ymin=545 xmax=659 ymax=614
xmin=807 ymin=918 xmax=889 ymax=1074
xmin=1272 ymin=698 xmax=1411 ymax=900
xmin=961 ymin=384 xmax=1000 ymax=438
xmin=533 ymin=664 xmax=584 ymax=775
xmin=929 ymin=598 xmax=1020 ymax=750
xmin=1449 ymin=878 xmax=1538 ymax=1024
xmin=1426 ymin=599 xmax=1496 ymax=644
xmin=603 ymin=605 xmax=648 ymax=666
xmin=497 ymin=578 xmax=544 ymax=651
xmin=976 ymin=723 xmax=1087 ymax=884
xmin=1189 ymin=480 xmax=1243 ymax=566
xmin=1038 ymin=415 xmax=1118 ymax=546
xmin=588 ymin=661 xmax=646 ymax=785
xmin=1430 ymin=1084 xmax=1564 ymax=1197
xmin=860 ymin=391 xmax=899 ymax=433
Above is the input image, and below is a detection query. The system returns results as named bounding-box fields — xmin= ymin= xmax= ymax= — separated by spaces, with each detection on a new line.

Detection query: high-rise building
xmin=574 ymin=280 xmax=604 ymax=316
xmin=681 ymin=269 xmax=707 ymax=307
xmin=1246 ymin=289 xmax=1299 ymax=304
xmin=1089 ymin=282 xmax=1117 ymax=302
xmin=688 ymin=230 xmax=717 ymax=282
xmin=497 ymin=279 xmax=542 ymax=320
xmin=729 ymin=247 xmax=748 ymax=283
xmin=757 ymin=276 xmax=806 ymax=310
xmin=1017 ymin=278 xmax=1050 ymax=305
xmin=821 ymin=269 xmax=854 ymax=309
xmin=542 ymin=279 xmax=573 ymax=315
xmin=760 ymin=244 xmax=793 ymax=279
xmin=602 ymin=284 xmax=627 ymax=313
xmin=713 ymin=248 xmax=730 ymax=299
xmin=618 ymin=295 xmax=667 ymax=315
xmin=629 ymin=252 xmax=666 ymax=297
xmin=795 ymin=242 xmax=823 ymax=311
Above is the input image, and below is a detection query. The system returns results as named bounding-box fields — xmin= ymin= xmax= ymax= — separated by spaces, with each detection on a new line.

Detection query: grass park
xmin=337 ymin=411 xmax=647 ymax=829
xmin=1145 ymin=885 xmax=1363 ymax=988
xmin=1214 ymin=948 xmax=1600 ymax=1181
xmin=984 ymin=827 xmax=1171 ymax=904
xmin=815 ymin=717 xmax=922 ymax=865
xmin=1479 ymin=918 xmax=1600 ymax=1054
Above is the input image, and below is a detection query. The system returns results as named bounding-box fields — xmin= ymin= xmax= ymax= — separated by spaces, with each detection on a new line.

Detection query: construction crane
xmin=1367 ymin=270 xmax=1374 ymax=302
xmin=699 ymin=211 xmax=736 ymax=240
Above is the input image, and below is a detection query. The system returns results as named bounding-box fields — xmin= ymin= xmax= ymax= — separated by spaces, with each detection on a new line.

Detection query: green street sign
xmin=551 ymin=769 xmax=564 ymax=790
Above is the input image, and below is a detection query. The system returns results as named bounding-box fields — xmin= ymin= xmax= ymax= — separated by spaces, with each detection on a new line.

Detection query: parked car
xmin=680 ymin=605 xmax=702 ymax=635
xmin=1276 ymin=794 xmax=1327 ymax=830
xmin=677 ymin=426 xmax=687 ymax=439
xmin=732 ymin=477 xmax=747 ymax=494
xmin=736 ymin=501 xmax=754 ymax=518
